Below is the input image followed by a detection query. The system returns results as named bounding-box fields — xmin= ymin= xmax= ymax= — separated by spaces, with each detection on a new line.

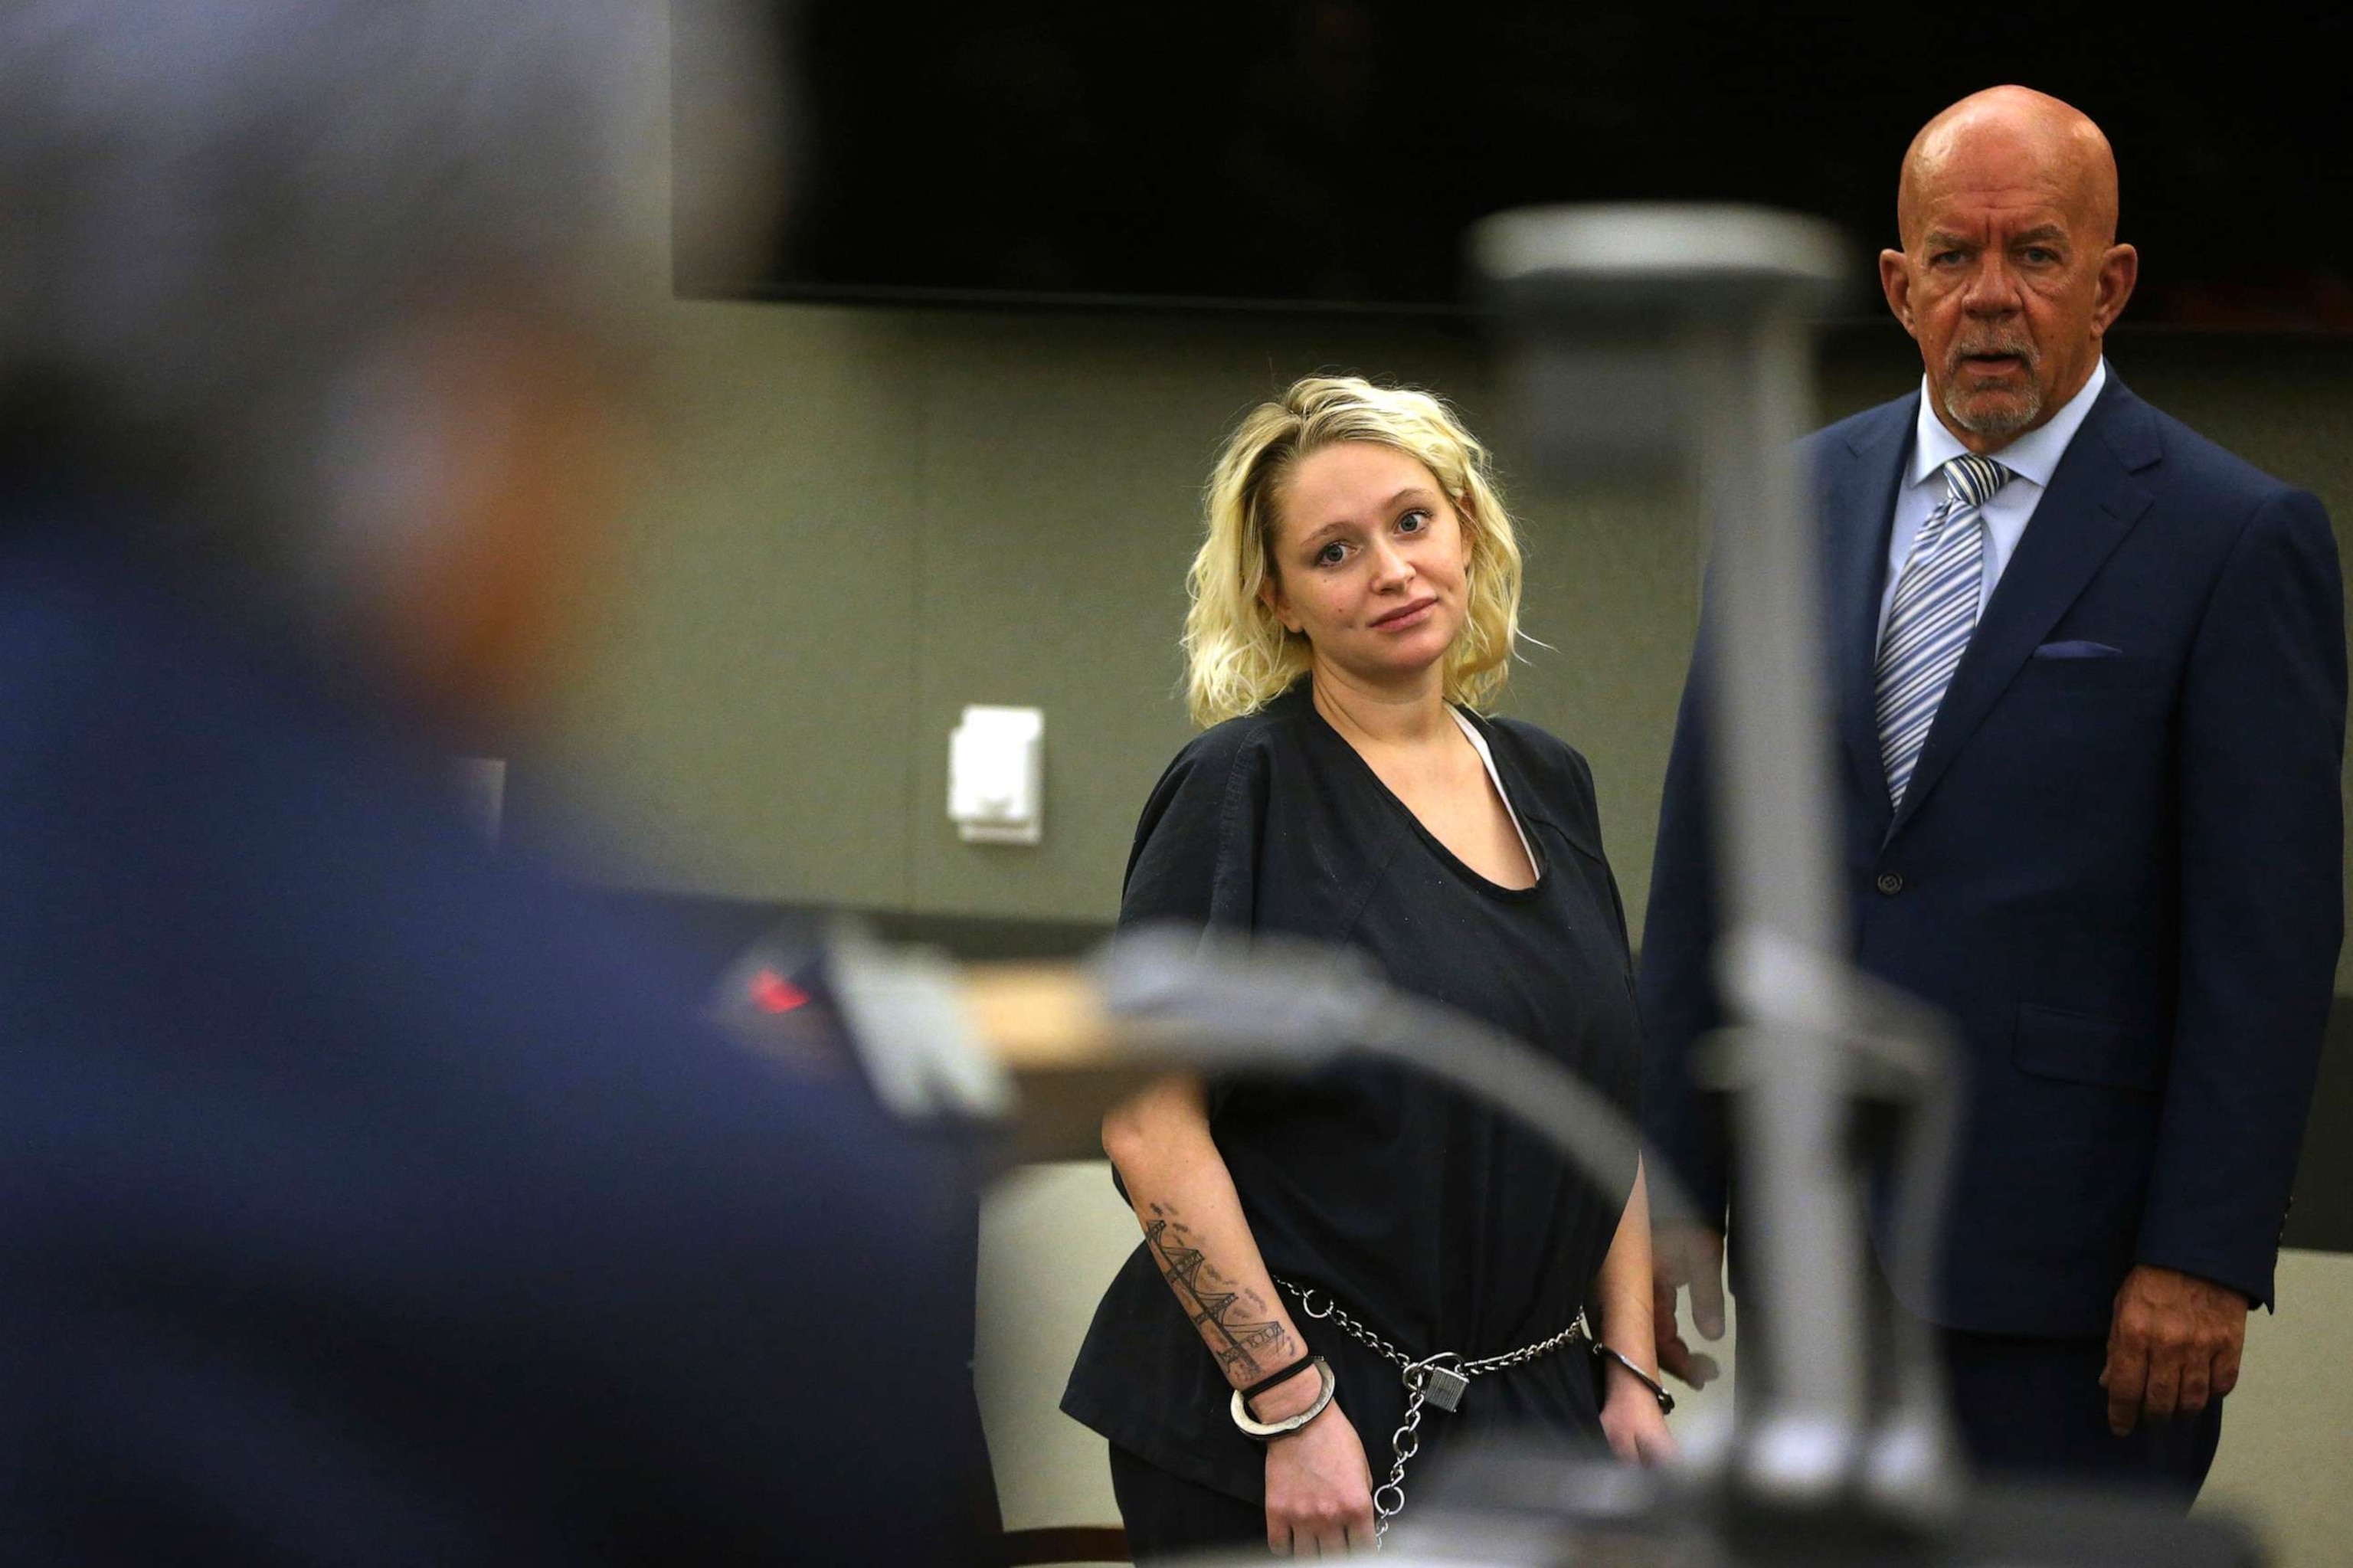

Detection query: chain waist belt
xmin=1274 ymin=1276 xmax=1589 ymax=1543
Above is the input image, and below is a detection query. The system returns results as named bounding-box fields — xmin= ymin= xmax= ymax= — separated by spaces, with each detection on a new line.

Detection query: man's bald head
xmin=1898 ymin=87 xmax=2119 ymax=251
xmin=1880 ymin=85 xmax=2137 ymax=453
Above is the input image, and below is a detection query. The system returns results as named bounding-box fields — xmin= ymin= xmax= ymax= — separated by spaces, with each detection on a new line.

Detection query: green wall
xmin=533 ymin=303 xmax=2353 ymax=978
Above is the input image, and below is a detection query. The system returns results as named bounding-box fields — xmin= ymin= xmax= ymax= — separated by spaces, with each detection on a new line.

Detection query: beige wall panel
xmin=902 ymin=315 xmax=1298 ymax=922
xmin=977 ymin=1161 xmax=1136 ymax=1534
xmin=2203 ymin=1249 xmax=2353 ymax=1568
xmin=542 ymin=302 xmax=929 ymax=903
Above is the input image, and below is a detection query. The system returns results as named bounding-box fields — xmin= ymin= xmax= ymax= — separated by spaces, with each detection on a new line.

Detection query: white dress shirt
xmin=1875 ymin=358 xmax=2109 ymax=648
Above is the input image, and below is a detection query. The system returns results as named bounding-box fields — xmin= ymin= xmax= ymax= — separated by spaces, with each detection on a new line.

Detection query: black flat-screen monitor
xmin=676 ymin=3 xmax=2353 ymax=329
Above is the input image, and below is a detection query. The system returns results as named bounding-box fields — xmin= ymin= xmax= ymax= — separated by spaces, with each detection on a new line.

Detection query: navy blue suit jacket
xmin=0 ymin=511 xmax=993 ymax=1562
xmin=1638 ymin=374 xmax=2345 ymax=1337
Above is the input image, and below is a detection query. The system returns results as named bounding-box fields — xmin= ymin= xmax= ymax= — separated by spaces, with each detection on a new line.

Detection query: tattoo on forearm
xmin=1143 ymin=1214 xmax=1293 ymax=1381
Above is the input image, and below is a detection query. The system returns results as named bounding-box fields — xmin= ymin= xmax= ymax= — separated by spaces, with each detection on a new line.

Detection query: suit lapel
xmin=1824 ymin=397 xmax=1913 ymax=829
xmin=1885 ymin=377 xmax=2162 ymax=838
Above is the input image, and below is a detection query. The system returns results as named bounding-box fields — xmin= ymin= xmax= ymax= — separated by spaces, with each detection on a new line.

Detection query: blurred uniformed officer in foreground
xmin=0 ymin=3 xmax=993 ymax=1560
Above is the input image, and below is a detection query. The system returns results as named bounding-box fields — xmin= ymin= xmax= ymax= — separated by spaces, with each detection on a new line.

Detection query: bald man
xmin=1640 ymin=87 xmax=2344 ymax=1500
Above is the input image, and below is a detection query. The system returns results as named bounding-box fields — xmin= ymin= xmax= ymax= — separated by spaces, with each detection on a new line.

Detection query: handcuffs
xmin=1226 ymin=1279 xmax=1671 ymax=1544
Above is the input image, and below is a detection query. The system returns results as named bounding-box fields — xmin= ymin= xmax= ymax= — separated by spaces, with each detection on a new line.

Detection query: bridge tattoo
xmin=1144 ymin=1208 xmax=1291 ymax=1381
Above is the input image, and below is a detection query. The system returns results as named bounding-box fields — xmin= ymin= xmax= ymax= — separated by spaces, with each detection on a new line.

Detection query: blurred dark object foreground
xmin=0 ymin=1 xmax=991 ymax=1560
xmin=0 ymin=500 xmax=996 ymax=1566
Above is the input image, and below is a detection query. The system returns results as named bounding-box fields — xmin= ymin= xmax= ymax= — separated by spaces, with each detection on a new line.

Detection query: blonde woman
xmin=1062 ymin=377 xmax=1671 ymax=1560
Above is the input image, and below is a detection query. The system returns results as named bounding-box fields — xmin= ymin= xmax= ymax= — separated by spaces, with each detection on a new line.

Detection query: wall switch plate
xmin=948 ymin=705 xmax=1043 ymax=845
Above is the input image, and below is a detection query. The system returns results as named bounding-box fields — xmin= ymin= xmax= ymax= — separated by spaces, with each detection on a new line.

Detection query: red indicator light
xmin=749 ymin=969 xmax=810 ymax=1015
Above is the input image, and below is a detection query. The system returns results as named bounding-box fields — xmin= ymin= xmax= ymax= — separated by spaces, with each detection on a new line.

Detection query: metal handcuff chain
xmin=1277 ymin=1278 xmax=1588 ymax=1546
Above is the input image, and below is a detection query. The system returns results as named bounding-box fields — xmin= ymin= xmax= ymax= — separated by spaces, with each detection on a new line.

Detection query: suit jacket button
xmin=1875 ymin=872 xmax=1905 ymax=895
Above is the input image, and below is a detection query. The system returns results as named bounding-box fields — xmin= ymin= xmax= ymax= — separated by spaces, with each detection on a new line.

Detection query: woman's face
xmin=1260 ymin=440 xmax=1471 ymax=694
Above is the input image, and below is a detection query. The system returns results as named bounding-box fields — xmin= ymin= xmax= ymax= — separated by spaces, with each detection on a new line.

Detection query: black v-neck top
xmin=1061 ymin=681 xmax=1643 ymax=1503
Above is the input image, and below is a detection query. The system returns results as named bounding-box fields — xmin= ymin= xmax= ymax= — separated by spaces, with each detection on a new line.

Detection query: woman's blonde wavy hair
xmin=1183 ymin=375 xmax=1525 ymax=728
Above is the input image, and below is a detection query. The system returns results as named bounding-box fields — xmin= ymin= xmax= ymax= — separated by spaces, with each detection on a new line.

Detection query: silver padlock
xmin=1415 ymin=1362 xmax=1469 ymax=1413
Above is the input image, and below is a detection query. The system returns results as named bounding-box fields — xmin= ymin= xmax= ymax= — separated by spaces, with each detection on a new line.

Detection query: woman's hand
xmin=1262 ymin=1402 xmax=1377 ymax=1556
xmin=1599 ymin=1360 xmax=1677 ymax=1466
xmin=1594 ymin=1160 xmax=1677 ymax=1466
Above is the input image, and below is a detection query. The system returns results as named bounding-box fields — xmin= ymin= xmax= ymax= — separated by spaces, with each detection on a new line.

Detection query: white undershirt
xmin=1449 ymin=708 xmax=1537 ymax=874
xmin=1875 ymin=358 xmax=2109 ymax=647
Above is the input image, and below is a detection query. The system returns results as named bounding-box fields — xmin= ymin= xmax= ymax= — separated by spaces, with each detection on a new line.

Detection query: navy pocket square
xmin=2033 ymin=640 xmax=2123 ymax=660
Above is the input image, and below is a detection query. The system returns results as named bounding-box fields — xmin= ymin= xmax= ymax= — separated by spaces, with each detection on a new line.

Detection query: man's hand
xmin=1651 ymin=1223 xmax=1726 ymax=1390
xmin=1262 ymin=1400 xmax=1376 ymax=1556
xmin=2099 ymin=1264 xmax=2248 ymax=1436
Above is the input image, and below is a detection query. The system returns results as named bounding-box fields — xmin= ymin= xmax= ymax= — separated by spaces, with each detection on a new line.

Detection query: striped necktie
xmin=1876 ymin=453 xmax=2014 ymax=807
